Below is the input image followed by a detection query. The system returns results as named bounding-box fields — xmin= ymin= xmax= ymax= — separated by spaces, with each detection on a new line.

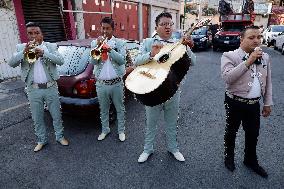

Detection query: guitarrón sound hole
xmin=159 ymin=54 xmax=169 ymax=63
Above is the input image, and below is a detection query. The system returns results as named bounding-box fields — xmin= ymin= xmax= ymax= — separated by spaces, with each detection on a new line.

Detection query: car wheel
xmin=282 ymin=45 xmax=284 ymax=55
xmin=213 ymin=45 xmax=217 ymax=51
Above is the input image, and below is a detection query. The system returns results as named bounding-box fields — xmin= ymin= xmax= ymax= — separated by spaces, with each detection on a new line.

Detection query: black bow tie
xmin=154 ymin=39 xmax=174 ymax=44
xmin=160 ymin=39 xmax=174 ymax=44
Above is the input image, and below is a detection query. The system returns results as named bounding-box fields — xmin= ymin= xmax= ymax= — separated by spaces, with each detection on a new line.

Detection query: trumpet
xmin=90 ymin=36 xmax=108 ymax=60
xmin=25 ymin=39 xmax=39 ymax=64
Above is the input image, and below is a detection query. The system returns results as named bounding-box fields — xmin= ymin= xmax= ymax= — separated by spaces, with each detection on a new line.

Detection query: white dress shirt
xmin=246 ymin=64 xmax=261 ymax=98
xmin=98 ymin=36 xmax=118 ymax=80
xmin=33 ymin=42 xmax=48 ymax=84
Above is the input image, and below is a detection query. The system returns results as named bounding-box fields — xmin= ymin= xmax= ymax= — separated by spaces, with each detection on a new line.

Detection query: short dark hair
xmin=155 ymin=12 xmax=172 ymax=26
xmin=101 ymin=17 xmax=114 ymax=29
xmin=240 ymin=25 xmax=260 ymax=38
xmin=26 ymin=22 xmax=42 ymax=29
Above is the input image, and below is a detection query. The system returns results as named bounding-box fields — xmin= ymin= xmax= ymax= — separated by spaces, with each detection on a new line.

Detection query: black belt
xmin=226 ymin=91 xmax=260 ymax=105
xmin=97 ymin=77 xmax=122 ymax=85
xmin=32 ymin=81 xmax=55 ymax=89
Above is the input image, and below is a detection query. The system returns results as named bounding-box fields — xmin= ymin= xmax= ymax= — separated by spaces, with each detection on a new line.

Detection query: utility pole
xmin=138 ymin=1 xmax=143 ymax=42
xmin=198 ymin=0 xmax=202 ymax=20
xmin=74 ymin=0 xmax=85 ymax=39
xmin=183 ymin=0 xmax=187 ymax=30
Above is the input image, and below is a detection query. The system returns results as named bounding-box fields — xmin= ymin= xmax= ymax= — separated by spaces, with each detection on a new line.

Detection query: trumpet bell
xmin=90 ymin=48 xmax=102 ymax=60
xmin=25 ymin=40 xmax=38 ymax=64
xmin=25 ymin=50 xmax=37 ymax=64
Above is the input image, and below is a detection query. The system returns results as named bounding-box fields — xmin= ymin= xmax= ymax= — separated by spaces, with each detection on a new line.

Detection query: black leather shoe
xmin=243 ymin=161 xmax=268 ymax=178
xmin=225 ymin=158 xmax=235 ymax=172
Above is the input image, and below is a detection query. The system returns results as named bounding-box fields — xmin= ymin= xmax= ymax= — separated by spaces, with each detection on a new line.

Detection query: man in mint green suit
xmin=90 ymin=17 xmax=126 ymax=142
xmin=8 ymin=22 xmax=68 ymax=152
xmin=135 ymin=12 xmax=194 ymax=163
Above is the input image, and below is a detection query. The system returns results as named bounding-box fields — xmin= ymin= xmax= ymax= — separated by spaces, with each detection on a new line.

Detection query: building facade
xmin=0 ymin=1 xmax=21 ymax=80
xmin=0 ymin=0 xmax=181 ymax=80
xmin=79 ymin=0 xmax=180 ymax=41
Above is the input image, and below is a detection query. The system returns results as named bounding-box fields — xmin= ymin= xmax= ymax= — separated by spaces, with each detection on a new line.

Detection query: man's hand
xmin=102 ymin=43 xmax=111 ymax=52
xmin=262 ymin=106 xmax=271 ymax=117
xmin=150 ymin=44 xmax=163 ymax=57
xmin=97 ymin=36 xmax=105 ymax=46
xmin=24 ymin=42 xmax=33 ymax=54
xmin=246 ymin=47 xmax=263 ymax=66
xmin=181 ymin=35 xmax=194 ymax=48
xmin=35 ymin=48 xmax=44 ymax=57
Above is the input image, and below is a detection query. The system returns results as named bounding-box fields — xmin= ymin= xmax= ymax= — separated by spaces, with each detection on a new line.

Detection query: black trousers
xmin=224 ymin=94 xmax=260 ymax=163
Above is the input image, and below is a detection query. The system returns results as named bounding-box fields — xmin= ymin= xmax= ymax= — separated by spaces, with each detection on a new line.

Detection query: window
xmin=57 ymin=46 xmax=90 ymax=76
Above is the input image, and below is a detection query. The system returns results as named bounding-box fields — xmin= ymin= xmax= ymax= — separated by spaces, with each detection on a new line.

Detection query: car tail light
xmin=73 ymin=79 xmax=96 ymax=98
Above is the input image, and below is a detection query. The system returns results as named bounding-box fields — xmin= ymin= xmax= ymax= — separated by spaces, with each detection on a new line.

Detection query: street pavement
xmin=0 ymin=79 xmax=29 ymax=131
xmin=0 ymin=46 xmax=283 ymax=188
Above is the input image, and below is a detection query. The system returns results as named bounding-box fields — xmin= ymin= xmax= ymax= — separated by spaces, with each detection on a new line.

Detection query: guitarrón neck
xmin=167 ymin=19 xmax=209 ymax=52
xmin=182 ymin=18 xmax=210 ymax=39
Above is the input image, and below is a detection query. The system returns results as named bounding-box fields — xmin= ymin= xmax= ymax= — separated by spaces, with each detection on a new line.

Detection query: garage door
xmin=21 ymin=0 xmax=66 ymax=42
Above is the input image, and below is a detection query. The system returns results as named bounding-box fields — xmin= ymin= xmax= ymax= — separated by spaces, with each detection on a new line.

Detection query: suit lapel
xmin=236 ymin=47 xmax=246 ymax=61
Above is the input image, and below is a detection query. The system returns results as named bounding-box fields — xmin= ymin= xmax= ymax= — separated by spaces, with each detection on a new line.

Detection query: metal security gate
xmin=0 ymin=7 xmax=21 ymax=80
xmin=21 ymin=0 xmax=66 ymax=42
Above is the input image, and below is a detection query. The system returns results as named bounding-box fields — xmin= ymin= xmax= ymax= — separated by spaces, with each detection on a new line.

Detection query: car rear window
xmin=57 ymin=46 xmax=90 ymax=76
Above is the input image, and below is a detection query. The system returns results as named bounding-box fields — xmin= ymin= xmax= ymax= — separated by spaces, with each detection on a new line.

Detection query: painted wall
xmin=83 ymin=0 xmax=141 ymax=40
xmin=0 ymin=2 xmax=21 ymax=80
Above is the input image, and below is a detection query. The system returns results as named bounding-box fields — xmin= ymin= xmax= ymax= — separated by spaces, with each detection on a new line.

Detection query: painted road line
xmin=0 ymin=102 xmax=29 ymax=114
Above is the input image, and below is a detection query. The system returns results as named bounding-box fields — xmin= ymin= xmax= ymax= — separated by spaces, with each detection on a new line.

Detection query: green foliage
xmin=203 ymin=7 xmax=218 ymax=16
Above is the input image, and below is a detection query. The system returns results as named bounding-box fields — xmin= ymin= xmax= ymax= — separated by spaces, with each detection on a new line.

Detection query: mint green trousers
xmin=96 ymin=81 xmax=125 ymax=134
xmin=27 ymin=85 xmax=64 ymax=144
xmin=143 ymin=91 xmax=180 ymax=154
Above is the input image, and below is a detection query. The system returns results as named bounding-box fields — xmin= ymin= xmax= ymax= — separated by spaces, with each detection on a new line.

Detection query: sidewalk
xmin=0 ymin=79 xmax=30 ymax=130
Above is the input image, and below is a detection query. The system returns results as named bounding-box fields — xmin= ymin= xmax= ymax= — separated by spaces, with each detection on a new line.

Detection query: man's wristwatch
xmin=245 ymin=61 xmax=250 ymax=68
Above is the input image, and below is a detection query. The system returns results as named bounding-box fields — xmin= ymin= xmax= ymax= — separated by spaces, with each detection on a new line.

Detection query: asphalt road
xmin=0 ymin=46 xmax=283 ymax=188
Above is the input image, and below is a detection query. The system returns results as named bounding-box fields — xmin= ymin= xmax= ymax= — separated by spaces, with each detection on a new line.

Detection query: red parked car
xmin=56 ymin=38 xmax=139 ymax=115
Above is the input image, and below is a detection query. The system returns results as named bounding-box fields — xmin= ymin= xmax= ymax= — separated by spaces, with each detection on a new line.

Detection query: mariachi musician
xmin=8 ymin=22 xmax=68 ymax=152
xmin=135 ymin=12 xmax=194 ymax=163
xmin=89 ymin=17 xmax=127 ymax=142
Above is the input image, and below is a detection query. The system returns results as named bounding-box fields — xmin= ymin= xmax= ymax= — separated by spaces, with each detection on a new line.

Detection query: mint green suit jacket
xmin=89 ymin=37 xmax=126 ymax=78
xmin=8 ymin=42 xmax=64 ymax=85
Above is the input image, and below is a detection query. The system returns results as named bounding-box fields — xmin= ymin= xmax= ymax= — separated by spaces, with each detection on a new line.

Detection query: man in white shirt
xmin=9 ymin=22 xmax=69 ymax=152
xmin=90 ymin=17 xmax=126 ymax=142
xmin=221 ymin=26 xmax=273 ymax=178
xmin=134 ymin=12 xmax=194 ymax=163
